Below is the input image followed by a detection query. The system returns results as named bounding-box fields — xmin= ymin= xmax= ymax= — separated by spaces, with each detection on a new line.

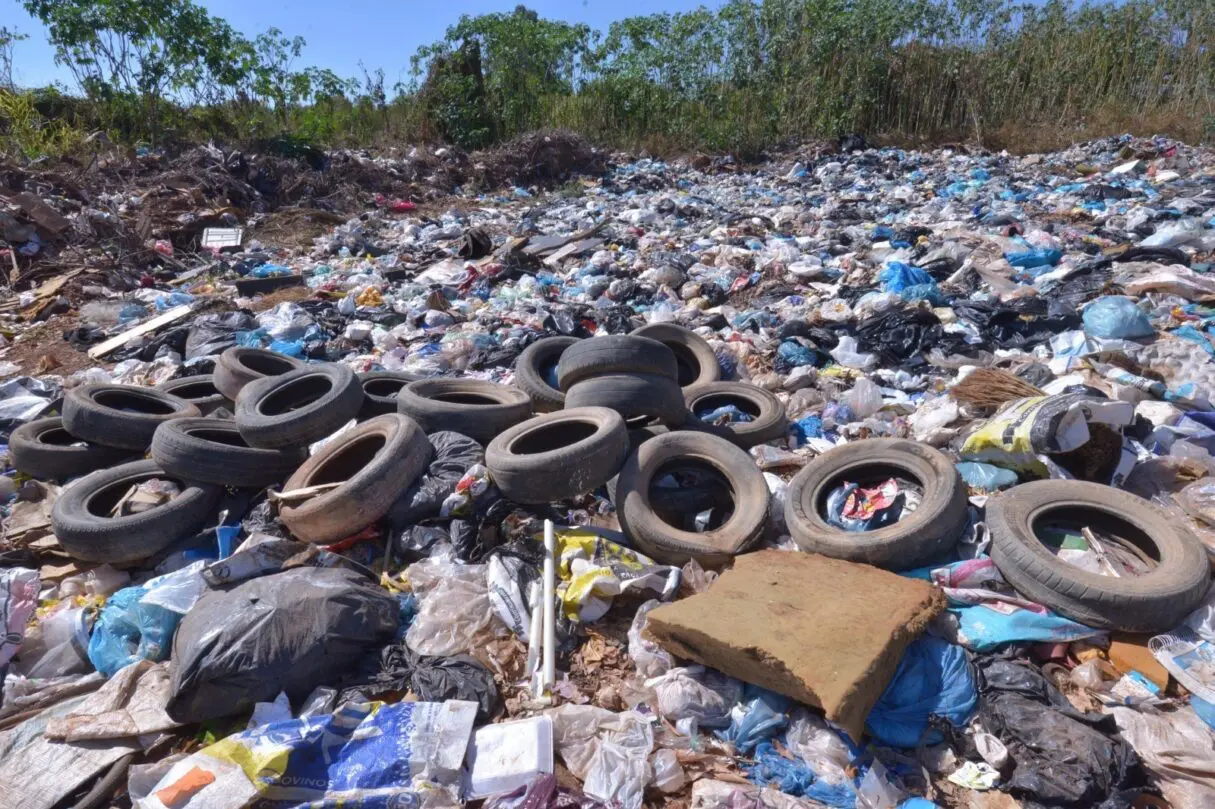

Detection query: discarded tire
xmin=784 ymin=439 xmax=968 ymax=571
xmin=515 ymin=336 xmax=579 ymax=411
xmin=397 ymin=379 xmax=531 ymax=445
xmin=9 ymin=417 xmax=134 ymax=481
xmin=50 ymin=459 xmax=222 ymax=563
xmin=612 ymin=430 xmax=769 ymax=566
xmin=157 ymin=374 xmax=232 ymax=415
xmin=63 ymin=385 xmax=201 ymax=450
xmin=487 ymin=407 xmax=628 ymax=503
xmin=989 ymin=480 xmax=1210 ymax=632
xmin=358 ymin=371 xmax=420 ymax=419
xmin=565 ymin=373 xmax=687 ymax=426
xmin=236 ymin=363 xmax=363 ymax=449
xmin=557 ymin=335 xmax=677 ymax=390
xmin=280 ymin=414 xmax=434 ymax=544
xmin=212 ymin=347 xmax=303 ymax=400
xmin=632 ymin=323 xmax=721 ymax=388
xmin=683 ymin=381 xmax=788 ymax=448
xmin=151 ymin=418 xmax=305 ymax=488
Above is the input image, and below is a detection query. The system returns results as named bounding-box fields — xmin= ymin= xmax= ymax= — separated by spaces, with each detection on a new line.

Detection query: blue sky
xmin=2 ymin=0 xmax=717 ymax=89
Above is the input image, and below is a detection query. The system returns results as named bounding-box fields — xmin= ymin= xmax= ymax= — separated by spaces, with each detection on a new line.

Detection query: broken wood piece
xmin=87 ymin=304 xmax=193 ymax=359
xmin=11 ymin=193 xmax=71 ymax=235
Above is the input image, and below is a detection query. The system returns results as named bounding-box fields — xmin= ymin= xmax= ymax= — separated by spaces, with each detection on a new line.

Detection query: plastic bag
xmin=842 ymin=377 xmax=883 ymax=418
xmin=256 ymin=301 xmax=316 ymax=341
xmin=0 ymin=568 xmax=39 ymax=668
xmin=955 ymin=462 xmax=1018 ymax=491
xmin=1175 ymin=479 xmax=1215 ymax=529
xmin=1081 ymin=297 xmax=1154 ymax=339
xmin=388 ymin=431 xmax=483 ymax=534
xmin=784 ymin=709 xmax=855 ymax=786
xmin=548 ymin=704 xmax=654 ymax=809
xmin=166 ymin=566 xmax=399 ymax=723
xmin=646 ymin=666 xmax=743 ymax=728
xmin=87 ymin=586 xmax=183 ymax=677
xmin=865 ymin=636 xmax=977 ymax=748
xmin=879 ymin=262 xmax=933 ymax=293
xmin=1109 ymin=704 xmax=1215 ymax=809
xmin=184 ymin=311 xmax=257 ymax=359
xmin=718 ymin=687 xmax=790 ymax=753
xmin=628 ymin=599 xmax=674 ymax=678
xmin=830 ymin=336 xmax=878 ymax=371
xmin=405 ymin=557 xmax=500 ymax=658
xmin=973 ymin=656 xmax=1144 ymax=807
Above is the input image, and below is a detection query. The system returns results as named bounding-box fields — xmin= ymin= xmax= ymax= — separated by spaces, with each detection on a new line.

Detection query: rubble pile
xmin=2 ymin=132 xmax=1215 ymax=809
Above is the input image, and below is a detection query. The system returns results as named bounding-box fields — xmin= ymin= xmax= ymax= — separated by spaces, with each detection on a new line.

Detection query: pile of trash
xmin=3 ymin=131 xmax=1215 ymax=809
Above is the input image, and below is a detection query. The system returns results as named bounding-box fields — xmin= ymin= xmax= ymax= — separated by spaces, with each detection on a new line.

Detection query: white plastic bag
xmin=830 ymin=336 xmax=877 ymax=370
xmin=784 ymin=709 xmax=853 ymax=785
xmin=547 ymin=704 xmax=654 ymax=809
xmin=645 ymin=665 xmax=743 ymax=728
xmin=628 ymin=600 xmax=674 ymax=678
xmin=842 ymin=377 xmax=883 ymax=418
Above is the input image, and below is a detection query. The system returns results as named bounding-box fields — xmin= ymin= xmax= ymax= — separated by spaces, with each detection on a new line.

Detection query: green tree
xmin=413 ymin=5 xmax=595 ymax=143
xmin=22 ymin=0 xmax=252 ymax=138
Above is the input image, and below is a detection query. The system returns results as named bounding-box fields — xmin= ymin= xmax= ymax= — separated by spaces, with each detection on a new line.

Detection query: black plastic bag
xmin=856 ymin=308 xmax=954 ymax=367
xmin=185 ymin=311 xmax=257 ymax=359
xmin=387 ymin=431 xmax=484 ymax=530
xmin=338 ymin=641 xmax=500 ymax=722
xmin=167 ymin=566 xmax=399 ymax=723
xmin=974 ymin=656 xmax=1144 ymax=808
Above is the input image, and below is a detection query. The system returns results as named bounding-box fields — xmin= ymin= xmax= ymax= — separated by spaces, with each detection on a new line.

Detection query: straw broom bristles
xmin=950 ymin=368 xmax=1045 ymax=409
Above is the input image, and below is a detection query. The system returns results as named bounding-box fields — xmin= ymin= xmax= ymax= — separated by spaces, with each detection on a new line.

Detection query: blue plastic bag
xmin=1005 ymin=248 xmax=1062 ymax=269
xmin=718 ymin=687 xmax=790 ymax=753
xmin=87 ymin=586 xmax=184 ymax=676
xmin=956 ymin=462 xmax=1018 ymax=491
xmin=775 ymin=339 xmax=817 ymax=372
xmin=1082 ymin=297 xmax=1154 ymax=339
xmin=879 ymin=262 xmax=933 ymax=293
xmin=747 ymin=741 xmax=857 ymax=808
xmin=865 ymin=636 xmax=977 ymax=748
xmin=696 ymin=404 xmax=754 ymax=425
xmin=790 ymin=415 xmax=824 ymax=446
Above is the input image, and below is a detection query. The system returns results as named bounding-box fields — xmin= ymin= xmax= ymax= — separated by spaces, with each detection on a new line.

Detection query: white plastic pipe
xmin=525 ymin=581 xmax=543 ymax=693
xmin=541 ymin=519 xmax=557 ymax=696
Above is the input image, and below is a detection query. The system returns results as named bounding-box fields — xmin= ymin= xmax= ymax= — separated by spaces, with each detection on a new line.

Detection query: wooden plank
xmin=87 ymin=305 xmax=193 ymax=359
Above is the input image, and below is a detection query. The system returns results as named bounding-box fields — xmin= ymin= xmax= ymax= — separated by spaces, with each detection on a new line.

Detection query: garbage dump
xmin=4 ymin=131 xmax=1215 ymax=809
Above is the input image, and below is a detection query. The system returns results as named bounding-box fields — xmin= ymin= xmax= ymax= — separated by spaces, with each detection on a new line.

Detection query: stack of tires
xmin=495 ymin=325 xmax=786 ymax=567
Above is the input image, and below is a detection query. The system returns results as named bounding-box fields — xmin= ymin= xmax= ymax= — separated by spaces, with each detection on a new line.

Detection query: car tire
xmin=632 ymin=323 xmax=721 ymax=388
xmin=612 ymin=430 xmax=769 ymax=566
xmin=63 ymin=385 xmax=201 ymax=450
xmin=564 ymin=374 xmax=688 ymax=427
xmin=212 ymin=347 xmax=303 ymax=401
xmin=784 ymin=438 xmax=968 ymax=571
xmin=50 ymin=460 xmax=221 ymax=563
xmin=486 ymin=407 xmax=628 ymax=503
xmin=235 ymin=363 xmax=363 ymax=449
xmin=557 ymin=335 xmax=677 ymax=390
xmin=683 ymin=381 xmax=788 ymax=448
xmin=397 ymin=379 xmax=531 ymax=445
xmin=280 ymin=414 xmax=434 ymax=544
xmin=989 ymin=480 xmax=1211 ymax=633
xmin=151 ymin=418 xmax=305 ymax=488
xmin=515 ymin=336 xmax=579 ymax=412
xmin=156 ymin=375 xmax=233 ymax=415
xmin=9 ymin=417 xmax=135 ymax=481
xmin=358 ymin=371 xmax=421 ymax=419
